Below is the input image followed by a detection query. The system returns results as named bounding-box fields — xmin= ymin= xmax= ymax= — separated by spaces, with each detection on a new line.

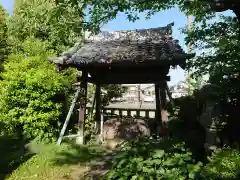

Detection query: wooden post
xmin=76 ymin=71 xmax=88 ymax=145
xmin=160 ymin=82 xmax=168 ymax=136
xmin=146 ymin=110 xmax=149 ymax=118
xmin=119 ymin=109 xmax=123 ymax=117
xmin=127 ymin=110 xmax=131 ymax=117
xmin=100 ymin=113 xmax=104 ymax=142
xmin=155 ymin=84 xmax=161 ymax=135
xmin=90 ymin=86 xmax=96 ymax=124
xmin=136 ymin=110 xmax=140 ymax=117
xmin=137 ymin=84 xmax=141 ymax=103
xmin=95 ymin=83 xmax=101 ymax=133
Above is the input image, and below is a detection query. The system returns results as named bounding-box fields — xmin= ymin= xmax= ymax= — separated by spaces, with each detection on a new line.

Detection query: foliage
xmin=104 ymin=137 xmax=203 ymax=180
xmin=84 ymin=114 xmax=96 ymax=142
xmin=3 ymin=0 xmax=126 ymax=141
xmin=200 ymin=148 xmax=240 ymax=179
xmin=0 ymin=5 xmax=8 ymax=68
xmin=8 ymin=0 xmax=82 ymax=53
xmin=0 ymin=38 xmax=76 ymax=141
xmin=101 ymin=85 xmax=127 ymax=106
xmin=88 ymin=84 xmax=127 ymax=107
xmin=63 ymin=0 xmax=226 ymax=33
xmin=186 ymin=14 xmax=240 ymax=144
xmin=187 ymin=15 xmax=239 ymax=86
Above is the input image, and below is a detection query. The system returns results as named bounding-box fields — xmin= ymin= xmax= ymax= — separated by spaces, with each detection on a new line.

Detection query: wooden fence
xmin=86 ymin=103 xmax=156 ymax=119
xmin=60 ymin=103 xmax=157 ymax=144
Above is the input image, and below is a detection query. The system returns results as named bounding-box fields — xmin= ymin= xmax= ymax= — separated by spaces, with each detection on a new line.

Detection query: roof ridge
xmin=84 ymin=22 xmax=174 ymax=42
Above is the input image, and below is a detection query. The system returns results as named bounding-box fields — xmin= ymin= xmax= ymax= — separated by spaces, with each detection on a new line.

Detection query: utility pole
xmin=187 ymin=15 xmax=193 ymax=95
xmin=188 ymin=15 xmax=193 ymax=53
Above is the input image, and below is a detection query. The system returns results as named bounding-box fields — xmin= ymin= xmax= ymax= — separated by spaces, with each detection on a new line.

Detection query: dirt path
xmin=67 ymin=149 xmax=119 ymax=180
xmin=80 ymin=150 xmax=118 ymax=180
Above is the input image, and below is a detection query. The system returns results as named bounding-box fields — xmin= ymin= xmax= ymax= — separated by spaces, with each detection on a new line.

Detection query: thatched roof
xmin=49 ymin=23 xmax=193 ymax=69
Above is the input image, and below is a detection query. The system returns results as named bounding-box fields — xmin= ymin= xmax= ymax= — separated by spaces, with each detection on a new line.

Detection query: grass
xmin=0 ymin=136 xmax=33 ymax=179
xmin=3 ymin=118 xmax=240 ymax=180
xmin=2 ymin=119 xmax=187 ymax=180
xmin=3 ymin=136 xmax=240 ymax=180
xmin=4 ymin=140 xmax=108 ymax=180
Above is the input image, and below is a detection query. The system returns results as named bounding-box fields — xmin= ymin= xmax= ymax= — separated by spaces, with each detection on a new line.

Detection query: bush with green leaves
xmin=0 ymin=37 xmax=76 ymax=141
xmin=104 ymin=137 xmax=202 ymax=180
xmin=200 ymin=148 xmax=240 ymax=180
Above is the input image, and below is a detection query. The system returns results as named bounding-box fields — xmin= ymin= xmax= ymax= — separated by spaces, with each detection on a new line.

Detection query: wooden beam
xmin=85 ymin=75 xmax=170 ymax=84
xmin=76 ymin=71 xmax=88 ymax=145
xmin=57 ymin=89 xmax=80 ymax=145
xmin=75 ymin=58 xmax=185 ymax=70
xmin=95 ymin=83 xmax=101 ymax=133
xmin=80 ymin=65 xmax=171 ymax=84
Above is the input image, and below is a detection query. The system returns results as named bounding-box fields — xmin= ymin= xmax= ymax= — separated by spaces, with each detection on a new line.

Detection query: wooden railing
xmin=86 ymin=103 xmax=156 ymax=119
xmin=60 ymin=103 xmax=157 ymax=144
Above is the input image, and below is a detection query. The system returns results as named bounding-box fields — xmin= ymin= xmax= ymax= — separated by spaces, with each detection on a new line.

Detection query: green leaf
xmin=131 ymin=175 xmax=138 ymax=180
xmin=152 ymin=149 xmax=165 ymax=159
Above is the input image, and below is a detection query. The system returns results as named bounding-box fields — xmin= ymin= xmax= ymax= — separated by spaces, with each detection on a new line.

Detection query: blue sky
xmin=0 ymin=0 xmax=13 ymax=13
xmin=0 ymin=0 xmax=235 ymax=85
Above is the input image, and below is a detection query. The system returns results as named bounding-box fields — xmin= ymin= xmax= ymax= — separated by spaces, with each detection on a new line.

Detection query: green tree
xmin=0 ymin=5 xmax=8 ymax=68
xmin=8 ymin=0 xmax=83 ymax=53
xmin=187 ymin=15 xmax=239 ymax=100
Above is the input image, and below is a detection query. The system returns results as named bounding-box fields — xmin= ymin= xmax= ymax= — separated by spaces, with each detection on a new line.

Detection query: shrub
xmin=104 ymin=137 xmax=202 ymax=180
xmin=0 ymin=38 xmax=75 ymax=141
xmin=200 ymin=148 xmax=240 ymax=179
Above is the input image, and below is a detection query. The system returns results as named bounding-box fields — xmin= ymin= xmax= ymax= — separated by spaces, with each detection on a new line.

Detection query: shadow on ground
xmin=0 ymin=136 xmax=33 ymax=179
xmin=54 ymin=142 xmax=107 ymax=165
xmin=53 ymin=140 xmax=119 ymax=179
xmin=53 ymin=118 xmax=199 ymax=179
xmin=53 ymin=111 xmax=239 ymax=180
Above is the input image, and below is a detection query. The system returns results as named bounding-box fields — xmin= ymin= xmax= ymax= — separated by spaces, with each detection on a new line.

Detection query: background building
xmin=118 ymin=81 xmax=188 ymax=103
xmin=170 ymin=81 xmax=188 ymax=98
